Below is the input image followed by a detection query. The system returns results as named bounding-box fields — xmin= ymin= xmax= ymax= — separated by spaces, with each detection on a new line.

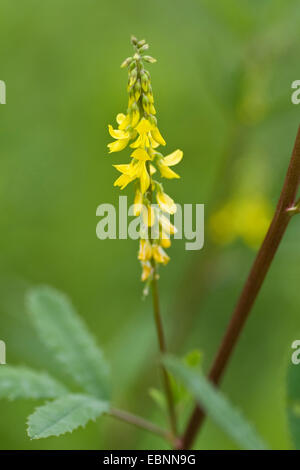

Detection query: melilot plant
xmin=0 ymin=37 xmax=300 ymax=450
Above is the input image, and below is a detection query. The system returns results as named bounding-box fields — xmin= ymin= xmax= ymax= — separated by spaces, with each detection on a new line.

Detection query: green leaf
xmin=27 ymin=394 xmax=108 ymax=439
xmin=286 ymin=358 xmax=300 ymax=449
xmin=164 ymin=356 xmax=268 ymax=450
xmin=0 ymin=366 xmax=68 ymax=400
xmin=27 ymin=286 xmax=110 ymax=400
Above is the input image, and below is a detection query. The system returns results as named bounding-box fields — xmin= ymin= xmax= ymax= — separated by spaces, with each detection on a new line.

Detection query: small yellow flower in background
xmin=209 ymin=196 xmax=273 ymax=249
xmin=107 ymin=36 xmax=183 ymax=282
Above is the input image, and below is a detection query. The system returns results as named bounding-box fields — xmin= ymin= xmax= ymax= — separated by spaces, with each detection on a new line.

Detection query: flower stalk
xmin=180 ymin=125 xmax=300 ymax=449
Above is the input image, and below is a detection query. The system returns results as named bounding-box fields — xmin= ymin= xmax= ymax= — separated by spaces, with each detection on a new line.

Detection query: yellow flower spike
xmin=107 ymin=37 xmax=183 ymax=282
xmin=151 ymin=127 xmax=166 ymax=146
xmin=138 ymin=239 xmax=152 ymax=261
xmin=156 ymin=191 xmax=177 ymax=214
xmin=152 ymin=245 xmax=170 ymax=265
xmin=141 ymin=261 xmax=153 ymax=281
xmin=163 ymin=149 xmax=183 ymax=166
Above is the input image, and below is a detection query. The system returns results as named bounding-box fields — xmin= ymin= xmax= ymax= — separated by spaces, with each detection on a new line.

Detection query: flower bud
xmin=142 ymin=94 xmax=150 ymax=113
xmin=141 ymin=73 xmax=149 ymax=92
xmin=139 ymin=44 xmax=149 ymax=53
xmin=131 ymin=35 xmax=138 ymax=45
xmin=143 ymin=55 xmax=157 ymax=64
xmin=120 ymin=57 xmax=132 ymax=68
xmin=137 ymin=39 xmax=146 ymax=47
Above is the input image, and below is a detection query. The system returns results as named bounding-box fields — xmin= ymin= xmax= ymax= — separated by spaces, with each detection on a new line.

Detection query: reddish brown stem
xmin=180 ymin=125 xmax=300 ymax=450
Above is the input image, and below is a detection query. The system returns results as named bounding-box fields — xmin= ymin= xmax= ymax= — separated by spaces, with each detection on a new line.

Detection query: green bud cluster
xmin=121 ymin=36 xmax=157 ymax=122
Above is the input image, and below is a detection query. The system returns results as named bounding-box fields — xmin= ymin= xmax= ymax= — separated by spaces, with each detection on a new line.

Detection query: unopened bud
xmin=131 ymin=35 xmax=138 ymax=45
xmin=141 ymin=73 xmax=149 ymax=92
xmin=142 ymin=94 xmax=150 ymax=112
xmin=121 ymin=57 xmax=132 ymax=68
xmin=139 ymin=44 xmax=149 ymax=53
xmin=143 ymin=55 xmax=157 ymax=64
xmin=137 ymin=39 xmax=146 ymax=47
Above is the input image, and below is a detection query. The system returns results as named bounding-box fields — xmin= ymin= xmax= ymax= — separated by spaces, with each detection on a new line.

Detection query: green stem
xmin=151 ymin=264 xmax=177 ymax=440
xmin=109 ymin=407 xmax=174 ymax=444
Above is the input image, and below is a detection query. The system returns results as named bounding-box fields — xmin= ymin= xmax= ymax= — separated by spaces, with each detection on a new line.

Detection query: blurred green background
xmin=0 ymin=0 xmax=300 ymax=450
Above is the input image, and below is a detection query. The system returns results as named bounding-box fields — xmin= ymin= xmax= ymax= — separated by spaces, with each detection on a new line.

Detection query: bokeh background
xmin=0 ymin=0 xmax=300 ymax=450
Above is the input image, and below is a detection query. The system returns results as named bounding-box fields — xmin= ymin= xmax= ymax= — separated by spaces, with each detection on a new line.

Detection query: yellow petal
xmin=107 ymin=138 xmax=130 ymax=153
xmin=158 ymin=162 xmax=180 ymax=179
xmin=131 ymin=148 xmax=150 ymax=161
xmin=130 ymin=135 xmax=142 ymax=149
xmin=151 ymin=127 xmax=166 ymax=146
xmin=152 ymin=245 xmax=170 ymax=265
xmin=160 ymin=234 xmax=171 ymax=248
xmin=142 ymin=205 xmax=155 ymax=227
xmin=150 ymin=164 xmax=157 ymax=175
xmin=149 ymin=134 xmax=159 ymax=149
xmin=113 ymin=163 xmax=132 ymax=174
xmin=131 ymin=109 xmax=140 ymax=128
xmin=137 ymin=161 xmax=150 ymax=194
xmin=138 ymin=239 xmax=152 ymax=261
xmin=113 ymin=173 xmax=134 ymax=189
xmin=108 ymin=124 xmax=129 ymax=140
xmin=141 ymin=261 xmax=153 ymax=281
xmin=135 ymin=118 xmax=152 ymax=135
xmin=163 ymin=149 xmax=183 ymax=166
xmin=118 ymin=114 xmax=131 ymax=130
xmin=133 ymin=189 xmax=143 ymax=216
xmin=156 ymin=191 xmax=177 ymax=214
xmin=116 ymin=113 xmax=126 ymax=125
xmin=159 ymin=214 xmax=177 ymax=235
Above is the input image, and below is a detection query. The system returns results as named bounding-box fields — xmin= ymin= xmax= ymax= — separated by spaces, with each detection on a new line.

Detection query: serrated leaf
xmin=27 ymin=394 xmax=109 ymax=439
xmin=0 ymin=366 xmax=68 ymax=400
xmin=164 ymin=356 xmax=268 ymax=450
xmin=27 ymin=286 xmax=110 ymax=400
xmin=286 ymin=359 xmax=300 ymax=449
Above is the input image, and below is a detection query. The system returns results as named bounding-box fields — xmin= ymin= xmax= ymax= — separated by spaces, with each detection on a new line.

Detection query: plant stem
xmin=151 ymin=264 xmax=177 ymax=439
xmin=109 ymin=407 xmax=174 ymax=444
xmin=180 ymin=125 xmax=300 ymax=450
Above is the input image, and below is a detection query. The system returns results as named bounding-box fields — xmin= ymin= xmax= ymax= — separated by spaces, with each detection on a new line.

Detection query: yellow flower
xmin=133 ymin=189 xmax=143 ymax=216
xmin=159 ymin=214 xmax=177 ymax=235
xmin=138 ymin=239 xmax=152 ymax=261
xmin=113 ymin=160 xmax=150 ymax=193
xmin=151 ymin=127 xmax=166 ymax=146
xmin=209 ymin=196 xmax=272 ymax=249
xmin=160 ymin=232 xmax=171 ymax=248
xmin=156 ymin=191 xmax=177 ymax=214
xmin=142 ymin=205 xmax=156 ymax=227
xmin=108 ymin=137 xmax=130 ymax=153
xmin=158 ymin=149 xmax=183 ymax=179
xmin=141 ymin=261 xmax=153 ymax=281
xmin=152 ymin=244 xmax=170 ymax=265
